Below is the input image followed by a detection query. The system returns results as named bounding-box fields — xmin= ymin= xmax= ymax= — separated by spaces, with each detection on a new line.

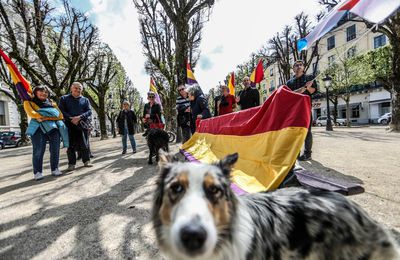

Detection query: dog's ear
xmin=216 ymin=153 xmax=239 ymax=177
xmin=158 ymin=149 xmax=173 ymax=166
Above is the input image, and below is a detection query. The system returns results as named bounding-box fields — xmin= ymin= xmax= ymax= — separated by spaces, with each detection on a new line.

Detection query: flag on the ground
xmin=181 ymin=86 xmax=311 ymax=194
xmin=250 ymin=59 xmax=264 ymax=87
xmin=227 ymin=72 xmax=235 ymax=95
xmin=298 ymin=0 xmax=400 ymax=51
xmin=0 ymin=48 xmax=32 ymax=101
xmin=186 ymin=62 xmax=198 ymax=85
xmin=149 ymin=77 xmax=163 ymax=109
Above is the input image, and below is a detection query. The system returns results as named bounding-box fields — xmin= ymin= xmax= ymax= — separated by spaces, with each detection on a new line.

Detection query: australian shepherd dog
xmin=152 ymin=152 xmax=399 ymax=260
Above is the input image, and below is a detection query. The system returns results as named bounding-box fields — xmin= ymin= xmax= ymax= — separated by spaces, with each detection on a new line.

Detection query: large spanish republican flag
xmin=181 ymin=86 xmax=311 ymax=194
xmin=186 ymin=62 xmax=198 ymax=85
xmin=0 ymin=48 xmax=32 ymax=101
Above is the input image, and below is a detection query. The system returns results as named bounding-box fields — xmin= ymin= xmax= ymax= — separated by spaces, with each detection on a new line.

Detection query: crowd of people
xmin=23 ymin=60 xmax=316 ymax=180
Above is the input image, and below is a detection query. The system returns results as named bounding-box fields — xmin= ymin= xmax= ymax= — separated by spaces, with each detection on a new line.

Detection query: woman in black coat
xmin=116 ymin=101 xmax=137 ymax=154
xmin=187 ymin=84 xmax=211 ymax=134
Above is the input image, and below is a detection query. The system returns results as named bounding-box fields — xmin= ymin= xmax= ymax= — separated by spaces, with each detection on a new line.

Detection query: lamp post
xmin=322 ymin=75 xmax=333 ymax=131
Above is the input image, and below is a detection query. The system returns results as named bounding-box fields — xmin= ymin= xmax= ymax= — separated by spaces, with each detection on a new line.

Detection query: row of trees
xmin=0 ymin=0 xmax=141 ymax=140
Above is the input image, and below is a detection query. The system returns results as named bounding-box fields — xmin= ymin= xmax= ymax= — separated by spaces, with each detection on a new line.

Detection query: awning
xmin=369 ymin=99 xmax=391 ymax=105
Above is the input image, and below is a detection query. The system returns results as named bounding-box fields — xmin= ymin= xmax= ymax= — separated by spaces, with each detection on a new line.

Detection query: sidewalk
xmin=0 ymin=126 xmax=399 ymax=259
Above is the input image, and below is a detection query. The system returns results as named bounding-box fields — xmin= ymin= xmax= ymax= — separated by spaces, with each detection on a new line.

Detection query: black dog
xmin=146 ymin=128 xmax=169 ymax=165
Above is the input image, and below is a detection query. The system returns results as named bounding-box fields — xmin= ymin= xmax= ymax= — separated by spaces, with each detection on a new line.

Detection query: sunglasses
xmin=178 ymin=88 xmax=185 ymax=91
xmin=294 ymin=64 xmax=304 ymax=68
xmin=148 ymin=96 xmax=155 ymax=99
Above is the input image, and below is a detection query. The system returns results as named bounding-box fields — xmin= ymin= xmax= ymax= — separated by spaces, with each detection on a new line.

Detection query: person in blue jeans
xmin=116 ymin=101 xmax=137 ymax=154
xmin=24 ymin=86 xmax=69 ymax=180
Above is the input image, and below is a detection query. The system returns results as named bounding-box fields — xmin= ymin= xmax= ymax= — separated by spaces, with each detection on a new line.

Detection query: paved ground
xmin=0 ymin=125 xmax=399 ymax=259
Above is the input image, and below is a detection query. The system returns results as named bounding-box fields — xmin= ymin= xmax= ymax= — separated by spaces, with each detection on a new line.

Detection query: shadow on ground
xmin=0 ymin=144 xmax=161 ymax=259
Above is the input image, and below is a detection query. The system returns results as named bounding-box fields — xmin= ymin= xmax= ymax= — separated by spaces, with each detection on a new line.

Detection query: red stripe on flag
xmin=338 ymin=0 xmax=360 ymax=11
xmin=196 ymin=86 xmax=311 ymax=136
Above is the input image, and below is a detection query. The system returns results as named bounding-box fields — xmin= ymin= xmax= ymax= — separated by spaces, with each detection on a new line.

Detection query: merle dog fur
xmin=146 ymin=128 xmax=169 ymax=165
xmin=152 ymin=153 xmax=400 ymax=260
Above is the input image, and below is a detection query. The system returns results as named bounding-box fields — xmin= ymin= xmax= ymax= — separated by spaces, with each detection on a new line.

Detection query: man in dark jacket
xmin=59 ymin=82 xmax=93 ymax=171
xmin=187 ymin=84 xmax=211 ymax=134
xmin=176 ymin=85 xmax=191 ymax=143
xmin=236 ymin=76 xmax=260 ymax=110
xmin=116 ymin=101 xmax=137 ymax=154
xmin=286 ymin=60 xmax=317 ymax=161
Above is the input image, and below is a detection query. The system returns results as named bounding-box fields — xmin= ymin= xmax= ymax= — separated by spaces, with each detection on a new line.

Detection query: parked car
xmin=315 ymin=116 xmax=346 ymax=126
xmin=0 ymin=131 xmax=22 ymax=147
xmin=377 ymin=112 xmax=391 ymax=125
xmin=0 ymin=139 xmax=4 ymax=150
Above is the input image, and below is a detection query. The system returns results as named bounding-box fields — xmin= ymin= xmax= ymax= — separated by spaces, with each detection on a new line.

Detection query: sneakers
xmin=66 ymin=164 xmax=75 ymax=172
xmin=298 ymin=154 xmax=312 ymax=161
xmin=84 ymin=161 xmax=94 ymax=167
xmin=122 ymin=150 xmax=127 ymax=155
xmin=51 ymin=168 xmax=63 ymax=176
xmin=133 ymin=149 xmax=137 ymax=154
xmin=34 ymin=172 xmax=44 ymax=181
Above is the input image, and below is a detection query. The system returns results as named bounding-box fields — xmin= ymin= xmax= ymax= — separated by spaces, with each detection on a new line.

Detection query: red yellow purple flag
xmin=181 ymin=86 xmax=311 ymax=194
xmin=227 ymin=72 xmax=235 ymax=95
xmin=250 ymin=59 xmax=264 ymax=87
xmin=186 ymin=62 xmax=198 ymax=85
xmin=149 ymin=77 xmax=163 ymax=109
xmin=0 ymin=48 xmax=32 ymax=101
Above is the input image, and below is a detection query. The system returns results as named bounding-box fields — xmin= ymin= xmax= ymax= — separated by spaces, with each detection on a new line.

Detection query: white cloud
xmin=86 ymin=0 xmax=324 ymax=98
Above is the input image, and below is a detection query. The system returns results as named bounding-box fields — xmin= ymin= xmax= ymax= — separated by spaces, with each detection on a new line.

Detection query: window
xmin=347 ymin=25 xmax=356 ymax=41
xmin=374 ymin=35 xmax=387 ymax=49
xmin=270 ymin=80 xmax=275 ymax=89
xmin=352 ymin=105 xmax=360 ymax=118
xmin=380 ymin=102 xmax=391 ymax=115
xmin=0 ymin=101 xmax=6 ymax=126
xmin=347 ymin=46 xmax=357 ymax=58
xmin=328 ymin=55 xmax=335 ymax=66
xmin=327 ymin=36 xmax=335 ymax=50
xmin=312 ymin=62 xmax=318 ymax=74
xmin=269 ymin=68 xmax=274 ymax=76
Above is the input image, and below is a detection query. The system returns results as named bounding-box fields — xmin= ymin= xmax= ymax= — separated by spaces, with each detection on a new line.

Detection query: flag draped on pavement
xmin=227 ymin=72 xmax=235 ymax=95
xmin=298 ymin=0 xmax=400 ymax=51
xmin=0 ymin=48 xmax=32 ymax=101
xmin=186 ymin=62 xmax=198 ymax=85
xmin=149 ymin=77 xmax=163 ymax=109
xmin=250 ymin=59 xmax=264 ymax=87
xmin=181 ymin=86 xmax=311 ymax=194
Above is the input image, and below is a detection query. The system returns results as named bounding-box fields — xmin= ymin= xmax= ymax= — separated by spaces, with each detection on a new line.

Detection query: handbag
xmin=149 ymin=114 xmax=165 ymax=129
xmin=79 ymin=118 xmax=93 ymax=130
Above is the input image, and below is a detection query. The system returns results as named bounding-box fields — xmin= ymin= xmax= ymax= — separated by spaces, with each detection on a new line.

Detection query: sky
xmin=70 ymin=0 xmax=324 ymax=98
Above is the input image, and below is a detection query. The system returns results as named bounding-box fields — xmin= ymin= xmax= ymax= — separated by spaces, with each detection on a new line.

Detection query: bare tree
xmin=0 ymin=0 xmax=98 ymax=98
xmin=319 ymin=0 xmax=400 ymax=131
xmin=85 ymin=44 xmax=118 ymax=140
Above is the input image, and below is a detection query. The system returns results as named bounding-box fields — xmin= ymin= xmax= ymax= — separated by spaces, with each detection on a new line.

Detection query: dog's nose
xmin=180 ymin=224 xmax=207 ymax=253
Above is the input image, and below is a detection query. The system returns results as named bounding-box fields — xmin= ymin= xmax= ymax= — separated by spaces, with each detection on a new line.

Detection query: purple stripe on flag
xmin=187 ymin=78 xmax=198 ymax=85
xmin=16 ymin=82 xmax=31 ymax=101
xmin=180 ymin=149 xmax=248 ymax=195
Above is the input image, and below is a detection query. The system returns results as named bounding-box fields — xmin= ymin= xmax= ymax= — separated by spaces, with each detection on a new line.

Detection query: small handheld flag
xmin=0 ymin=48 xmax=32 ymax=101
xmin=149 ymin=77 xmax=163 ymax=109
xmin=227 ymin=72 xmax=235 ymax=95
xmin=250 ymin=59 xmax=264 ymax=87
xmin=186 ymin=62 xmax=198 ymax=85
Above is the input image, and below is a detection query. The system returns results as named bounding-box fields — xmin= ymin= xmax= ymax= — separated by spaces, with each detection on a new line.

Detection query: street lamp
xmin=322 ymin=74 xmax=333 ymax=131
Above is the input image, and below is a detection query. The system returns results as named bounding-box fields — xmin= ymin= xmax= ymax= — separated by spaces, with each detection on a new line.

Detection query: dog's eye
xmin=207 ymin=185 xmax=222 ymax=197
xmin=171 ymin=183 xmax=184 ymax=194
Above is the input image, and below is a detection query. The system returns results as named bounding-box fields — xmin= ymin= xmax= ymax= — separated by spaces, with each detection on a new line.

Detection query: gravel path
xmin=0 ymin=126 xmax=398 ymax=259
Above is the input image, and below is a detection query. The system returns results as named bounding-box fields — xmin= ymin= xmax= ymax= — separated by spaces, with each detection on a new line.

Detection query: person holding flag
xmin=217 ymin=85 xmax=236 ymax=116
xmin=286 ymin=60 xmax=317 ymax=161
xmin=176 ymin=84 xmax=192 ymax=143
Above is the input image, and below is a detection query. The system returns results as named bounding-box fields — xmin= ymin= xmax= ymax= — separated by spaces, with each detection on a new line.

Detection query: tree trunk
xmin=98 ymin=99 xmax=108 ymax=140
xmin=390 ymin=88 xmax=400 ymax=131
xmin=345 ymin=98 xmax=351 ymax=127
xmin=175 ymin=21 xmax=189 ymax=85
xmin=16 ymin=102 xmax=29 ymax=144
